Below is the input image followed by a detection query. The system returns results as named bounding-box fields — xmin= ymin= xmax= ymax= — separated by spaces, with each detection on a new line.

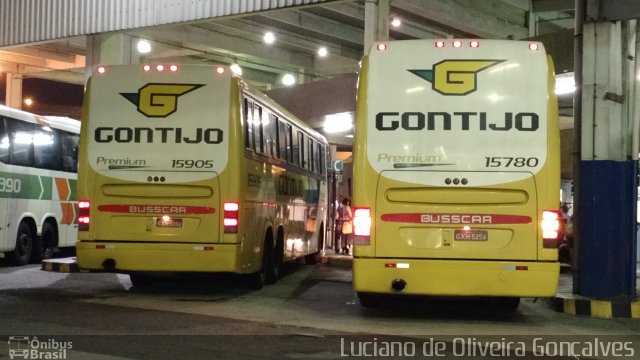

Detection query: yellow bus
xmin=0 ymin=106 xmax=80 ymax=265
xmin=352 ymin=39 xmax=561 ymax=308
xmin=77 ymin=64 xmax=329 ymax=288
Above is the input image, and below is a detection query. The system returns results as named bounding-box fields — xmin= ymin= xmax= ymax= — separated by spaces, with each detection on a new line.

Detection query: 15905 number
xmin=171 ymin=160 xmax=214 ymax=169
xmin=485 ymin=157 xmax=539 ymax=168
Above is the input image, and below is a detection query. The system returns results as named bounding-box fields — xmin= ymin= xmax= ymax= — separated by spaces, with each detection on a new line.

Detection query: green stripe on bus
xmin=0 ymin=171 xmax=74 ymax=200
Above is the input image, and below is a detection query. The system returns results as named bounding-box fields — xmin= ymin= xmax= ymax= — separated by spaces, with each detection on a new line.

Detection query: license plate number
xmin=454 ymin=230 xmax=488 ymax=241
xmin=156 ymin=218 xmax=183 ymax=228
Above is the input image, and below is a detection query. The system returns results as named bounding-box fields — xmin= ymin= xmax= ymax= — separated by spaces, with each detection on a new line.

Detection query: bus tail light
xmin=223 ymin=202 xmax=239 ymax=234
xmin=542 ymin=210 xmax=561 ymax=248
xmin=78 ymin=199 xmax=91 ymax=231
xmin=353 ymin=207 xmax=371 ymax=245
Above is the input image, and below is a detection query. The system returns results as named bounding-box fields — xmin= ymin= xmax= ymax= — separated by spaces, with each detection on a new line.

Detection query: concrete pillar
xmin=85 ymin=33 xmax=140 ymax=85
xmin=577 ymin=20 xmax=638 ymax=299
xmin=5 ymin=72 xmax=23 ymax=110
xmin=364 ymin=0 xmax=390 ymax=55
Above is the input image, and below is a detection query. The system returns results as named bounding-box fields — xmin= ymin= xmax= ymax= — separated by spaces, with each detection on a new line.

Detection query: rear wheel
xmin=357 ymin=292 xmax=382 ymax=308
xmin=6 ymin=221 xmax=34 ymax=266
xmin=129 ymin=273 xmax=154 ymax=287
xmin=494 ymin=297 xmax=520 ymax=310
xmin=32 ymin=221 xmax=56 ymax=262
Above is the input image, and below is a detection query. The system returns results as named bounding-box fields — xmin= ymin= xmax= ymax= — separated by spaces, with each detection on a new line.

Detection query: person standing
xmin=336 ymin=198 xmax=353 ymax=255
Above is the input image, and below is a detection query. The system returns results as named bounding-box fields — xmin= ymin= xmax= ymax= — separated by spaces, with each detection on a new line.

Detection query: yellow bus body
xmin=352 ymin=40 xmax=560 ymax=300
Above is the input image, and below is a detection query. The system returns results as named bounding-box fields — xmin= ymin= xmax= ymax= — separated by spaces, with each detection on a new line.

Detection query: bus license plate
xmin=454 ymin=230 xmax=488 ymax=241
xmin=156 ymin=218 xmax=183 ymax=228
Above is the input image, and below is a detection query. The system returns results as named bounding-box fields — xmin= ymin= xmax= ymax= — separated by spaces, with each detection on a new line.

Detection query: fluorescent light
xmin=323 ymin=112 xmax=353 ymax=133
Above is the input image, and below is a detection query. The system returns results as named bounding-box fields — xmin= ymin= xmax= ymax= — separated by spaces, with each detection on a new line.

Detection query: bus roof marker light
xmin=470 ymin=41 xmax=480 ymax=48
xmin=97 ymin=66 xmax=106 ymax=74
xmin=435 ymin=41 xmax=445 ymax=48
xmin=169 ymin=64 xmax=178 ymax=72
xmin=529 ymin=43 xmax=540 ymax=51
xmin=216 ymin=66 xmax=225 ymax=75
xmin=453 ymin=40 xmax=462 ymax=48
xmin=156 ymin=64 xmax=164 ymax=72
xmin=376 ymin=43 xmax=387 ymax=51
xmin=142 ymin=64 xmax=151 ymax=72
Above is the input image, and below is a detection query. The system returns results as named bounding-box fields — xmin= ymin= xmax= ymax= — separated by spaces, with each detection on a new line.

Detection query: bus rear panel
xmin=77 ymin=64 xmax=238 ymax=273
xmin=352 ymin=40 xmax=560 ymax=300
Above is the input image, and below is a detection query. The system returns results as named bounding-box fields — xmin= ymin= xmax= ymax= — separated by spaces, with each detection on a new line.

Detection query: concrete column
xmin=5 ymin=72 xmax=23 ymax=110
xmin=85 ymin=33 xmax=140 ymax=85
xmin=577 ymin=20 xmax=638 ymax=299
xmin=364 ymin=0 xmax=390 ymax=55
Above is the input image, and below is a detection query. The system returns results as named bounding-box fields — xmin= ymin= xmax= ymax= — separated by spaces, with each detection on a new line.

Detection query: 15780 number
xmin=485 ymin=157 xmax=539 ymax=168
xmin=171 ymin=160 xmax=214 ymax=169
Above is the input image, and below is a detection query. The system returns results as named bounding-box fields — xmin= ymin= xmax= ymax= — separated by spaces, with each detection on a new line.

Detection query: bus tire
xmin=6 ymin=221 xmax=34 ymax=266
xmin=32 ymin=221 xmax=56 ymax=262
xmin=357 ymin=292 xmax=382 ymax=308
xmin=495 ymin=297 xmax=520 ymax=310
xmin=129 ymin=273 xmax=154 ymax=287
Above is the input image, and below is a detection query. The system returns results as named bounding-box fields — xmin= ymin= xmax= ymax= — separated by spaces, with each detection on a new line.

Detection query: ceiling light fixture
xmin=317 ymin=47 xmax=328 ymax=57
xmin=391 ymin=18 xmax=401 ymax=27
xmin=137 ymin=39 xmax=152 ymax=54
xmin=230 ymin=63 xmax=243 ymax=76
xmin=282 ymin=74 xmax=296 ymax=86
xmin=264 ymin=32 xmax=276 ymax=45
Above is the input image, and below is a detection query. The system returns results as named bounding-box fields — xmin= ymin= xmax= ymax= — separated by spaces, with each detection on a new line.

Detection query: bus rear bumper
xmin=76 ymin=241 xmax=241 ymax=273
xmin=352 ymin=258 xmax=559 ymax=297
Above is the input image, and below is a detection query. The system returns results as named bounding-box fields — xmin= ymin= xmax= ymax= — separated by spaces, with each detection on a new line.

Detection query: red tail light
xmin=78 ymin=199 xmax=91 ymax=231
xmin=224 ymin=202 xmax=239 ymax=234
xmin=353 ymin=207 xmax=372 ymax=245
xmin=542 ymin=210 xmax=561 ymax=248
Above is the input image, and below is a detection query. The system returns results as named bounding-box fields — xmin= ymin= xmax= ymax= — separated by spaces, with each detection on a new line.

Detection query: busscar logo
xmin=120 ymin=83 xmax=204 ymax=117
xmin=409 ymin=60 xmax=504 ymax=95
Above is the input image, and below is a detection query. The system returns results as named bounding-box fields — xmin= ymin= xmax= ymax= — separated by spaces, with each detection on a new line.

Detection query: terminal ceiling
xmin=0 ymin=0 xmax=576 ymax=126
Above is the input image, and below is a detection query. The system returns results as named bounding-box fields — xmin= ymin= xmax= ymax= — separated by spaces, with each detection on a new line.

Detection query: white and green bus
xmin=77 ymin=64 xmax=329 ymax=288
xmin=352 ymin=39 xmax=561 ymax=308
xmin=0 ymin=105 xmax=80 ymax=265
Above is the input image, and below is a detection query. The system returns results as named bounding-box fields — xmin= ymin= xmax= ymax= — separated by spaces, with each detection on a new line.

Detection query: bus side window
xmin=270 ymin=114 xmax=278 ymax=159
xmin=299 ymin=132 xmax=306 ymax=169
xmin=253 ymin=103 xmax=265 ymax=154
xmin=61 ymin=132 xmax=79 ymax=173
xmin=243 ymin=97 xmax=254 ymax=151
xmin=291 ymin=128 xmax=300 ymax=166
xmin=285 ymin=123 xmax=293 ymax=163
xmin=7 ymin=117 xmax=35 ymax=167
xmin=315 ymin=142 xmax=323 ymax=175
xmin=0 ymin=117 xmax=8 ymax=164
xmin=308 ymin=139 xmax=315 ymax=173
xmin=276 ymin=118 xmax=286 ymax=161
xmin=34 ymin=126 xmax=62 ymax=171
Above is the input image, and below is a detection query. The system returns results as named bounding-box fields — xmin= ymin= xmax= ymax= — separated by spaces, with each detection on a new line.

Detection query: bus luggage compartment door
xmin=375 ymin=171 xmax=538 ymax=261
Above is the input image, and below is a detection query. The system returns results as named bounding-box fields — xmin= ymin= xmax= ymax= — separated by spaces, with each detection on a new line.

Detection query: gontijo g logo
xmin=409 ymin=60 xmax=504 ymax=96
xmin=120 ymin=83 xmax=204 ymax=117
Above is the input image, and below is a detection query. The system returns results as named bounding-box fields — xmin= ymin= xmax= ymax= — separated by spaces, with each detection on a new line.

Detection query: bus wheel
xmin=32 ymin=222 xmax=56 ymax=262
xmin=357 ymin=292 xmax=382 ymax=308
xmin=6 ymin=221 xmax=34 ymax=266
xmin=495 ymin=297 xmax=520 ymax=311
xmin=129 ymin=273 xmax=154 ymax=287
